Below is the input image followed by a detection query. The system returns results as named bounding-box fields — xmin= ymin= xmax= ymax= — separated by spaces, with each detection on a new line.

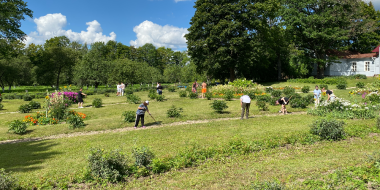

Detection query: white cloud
xmin=130 ymin=20 xmax=188 ymax=49
xmin=25 ymin=13 xmax=116 ymax=45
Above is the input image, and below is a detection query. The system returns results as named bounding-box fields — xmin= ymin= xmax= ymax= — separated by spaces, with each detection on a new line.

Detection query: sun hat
xmin=145 ymin=101 xmax=149 ymax=105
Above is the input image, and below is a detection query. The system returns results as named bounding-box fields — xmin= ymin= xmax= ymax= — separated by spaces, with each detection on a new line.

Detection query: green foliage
xmin=18 ymin=104 xmax=31 ymax=113
xmin=0 ymin=0 xmax=33 ymax=40
xmin=122 ymin=111 xmax=135 ymax=123
xmin=86 ymin=148 xmax=128 ymax=182
xmin=210 ymin=100 xmax=228 ymax=113
xmin=367 ymin=150 xmax=380 ymax=169
xmin=127 ymin=94 xmax=141 ymax=104
xmin=288 ymin=77 xmax=347 ymax=85
xmin=0 ymin=104 xmax=3 ymax=110
xmin=185 ymin=86 xmax=192 ymax=92
xmin=229 ymin=78 xmax=254 ymax=88
xmin=0 ymin=95 xmax=2 ymax=103
xmin=168 ymin=86 xmax=176 ymax=92
xmin=23 ymin=93 xmax=33 ymax=101
xmin=188 ymin=92 xmax=198 ymax=99
xmin=66 ymin=114 xmax=85 ymax=129
xmin=271 ymin=90 xmax=282 ymax=97
xmin=351 ymin=74 xmax=367 ymax=79
xmin=301 ymin=86 xmax=310 ymax=93
xmin=356 ymin=82 xmax=365 ymax=88
xmin=148 ymin=92 xmax=156 ymax=100
xmin=8 ymin=120 xmax=27 ymax=134
xmin=224 ymin=91 xmax=234 ymax=101
xmin=179 ymin=90 xmax=187 ymax=98
xmin=125 ymin=89 xmax=134 ymax=95
xmin=319 ymin=84 xmax=328 ymax=90
xmin=92 ymin=98 xmax=102 ymax=108
xmin=167 ymin=105 xmax=183 ymax=118
xmin=283 ymin=86 xmax=295 ymax=96
xmin=0 ymin=168 xmax=17 ymax=190
xmin=256 ymin=94 xmax=271 ymax=102
xmin=104 ymin=93 xmax=109 ymax=97
xmin=132 ymin=146 xmax=155 ymax=167
xmin=28 ymin=101 xmax=41 ymax=109
xmin=50 ymin=104 xmax=67 ymax=120
xmin=377 ymin=117 xmax=380 ymax=130
xmin=265 ymin=87 xmax=274 ymax=93
xmin=247 ymin=91 xmax=256 ymax=100
xmin=205 ymin=92 xmax=212 ymax=100
xmin=256 ymin=101 xmax=269 ymax=111
xmin=336 ymin=82 xmax=347 ymax=90
xmin=155 ymin=95 xmax=164 ymax=102
xmin=251 ymin=180 xmax=286 ymax=190
xmin=310 ymin=118 xmax=345 ymax=141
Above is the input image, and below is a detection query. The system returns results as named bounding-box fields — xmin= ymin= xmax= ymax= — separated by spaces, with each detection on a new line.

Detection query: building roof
xmin=372 ymin=44 xmax=380 ymax=53
xmin=327 ymin=50 xmax=377 ymax=59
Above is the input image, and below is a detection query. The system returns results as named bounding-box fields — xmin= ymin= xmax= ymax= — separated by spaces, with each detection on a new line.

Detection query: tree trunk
xmin=1 ymin=87 xmax=4 ymax=93
xmin=95 ymin=82 xmax=99 ymax=89
xmin=8 ymin=85 xmax=11 ymax=91
xmin=229 ymin=68 xmax=236 ymax=82
xmin=277 ymin=51 xmax=281 ymax=81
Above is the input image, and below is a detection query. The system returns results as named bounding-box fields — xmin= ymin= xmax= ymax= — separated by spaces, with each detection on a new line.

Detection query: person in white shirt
xmin=121 ymin=83 xmax=125 ymax=96
xmin=240 ymin=94 xmax=251 ymax=119
xmin=156 ymin=82 xmax=159 ymax=93
xmin=116 ymin=83 xmax=120 ymax=96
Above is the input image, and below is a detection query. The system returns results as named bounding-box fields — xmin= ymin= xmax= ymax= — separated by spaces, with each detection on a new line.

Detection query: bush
xmin=283 ymin=86 xmax=295 ymax=96
xmin=104 ymin=93 xmax=110 ymax=97
xmin=188 ymin=92 xmax=198 ymax=99
xmin=256 ymin=94 xmax=271 ymax=102
xmin=66 ymin=114 xmax=85 ymax=129
xmin=122 ymin=111 xmax=135 ymax=122
xmin=0 ymin=104 xmax=3 ymax=110
xmin=271 ymin=90 xmax=282 ymax=98
xmin=155 ymin=95 xmax=164 ymax=102
xmin=290 ymin=97 xmax=309 ymax=108
xmin=352 ymin=74 xmax=367 ymax=79
xmin=210 ymin=100 xmax=228 ymax=113
xmin=50 ymin=104 xmax=67 ymax=120
xmin=8 ymin=120 xmax=27 ymax=134
xmin=310 ymin=118 xmax=345 ymax=141
xmin=356 ymin=82 xmax=365 ymax=88
xmin=23 ymin=93 xmax=33 ymax=101
xmin=132 ymin=146 xmax=155 ymax=168
xmin=0 ymin=168 xmax=17 ymax=190
xmin=167 ymin=105 xmax=183 ymax=118
xmin=301 ymin=86 xmax=310 ymax=93
xmin=319 ymin=84 xmax=328 ymax=90
xmin=179 ymin=90 xmax=187 ymax=98
xmin=18 ymin=104 xmax=31 ymax=113
xmin=148 ymin=92 xmax=156 ymax=100
xmin=205 ymin=92 xmax=212 ymax=100
xmin=185 ymin=86 xmax=192 ymax=92
xmin=86 ymin=148 xmax=128 ymax=182
xmin=127 ymin=94 xmax=141 ymax=104
xmin=92 ymin=98 xmax=102 ymax=108
xmin=28 ymin=101 xmax=41 ymax=109
xmin=336 ymin=82 xmax=347 ymax=90
xmin=256 ymin=101 xmax=269 ymax=111
xmin=224 ymin=91 xmax=234 ymax=101
xmin=265 ymin=87 xmax=274 ymax=93
xmin=125 ymin=89 xmax=134 ymax=95
xmin=168 ymin=86 xmax=176 ymax=92
xmin=247 ymin=91 xmax=256 ymax=100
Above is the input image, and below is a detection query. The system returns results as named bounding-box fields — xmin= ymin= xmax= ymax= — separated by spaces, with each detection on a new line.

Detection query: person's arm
xmin=240 ymin=98 xmax=243 ymax=107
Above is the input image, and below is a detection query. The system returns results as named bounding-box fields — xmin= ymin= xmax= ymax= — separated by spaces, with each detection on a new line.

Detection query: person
xmin=121 ymin=83 xmax=125 ymax=96
xmin=201 ymin=81 xmax=207 ymax=98
xmin=313 ymin=85 xmax=322 ymax=106
xmin=322 ymin=87 xmax=334 ymax=101
xmin=134 ymin=101 xmax=151 ymax=129
xmin=156 ymin=82 xmax=160 ymax=93
xmin=240 ymin=94 xmax=251 ymax=119
xmin=116 ymin=83 xmax=120 ymax=96
xmin=77 ymin=88 xmax=87 ymax=108
xmin=157 ymin=83 xmax=163 ymax=95
xmin=276 ymin=97 xmax=290 ymax=115
xmin=192 ymin=81 xmax=198 ymax=93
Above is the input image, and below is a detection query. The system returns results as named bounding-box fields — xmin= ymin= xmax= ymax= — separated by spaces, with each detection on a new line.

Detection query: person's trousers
xmin=134 ymin=114 xmax=145 ymax=127
xmin=241 ymin=103 xmax=250 ymax=118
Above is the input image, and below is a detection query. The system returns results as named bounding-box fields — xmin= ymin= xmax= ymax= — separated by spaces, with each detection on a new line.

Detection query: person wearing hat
xmin=240 ymin=94 xmax=251 ymax=119
xmin=134 ymin=101 xmax=151 ymax=128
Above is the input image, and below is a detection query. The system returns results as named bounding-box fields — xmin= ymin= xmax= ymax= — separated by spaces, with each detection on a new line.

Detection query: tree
xmin=108 ymin=59 xmax=147 ymax=85
xmin=0 ymin=0 xmax=33 ymax=40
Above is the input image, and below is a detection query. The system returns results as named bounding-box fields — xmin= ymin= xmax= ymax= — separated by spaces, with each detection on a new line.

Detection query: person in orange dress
xmin=201 ymin=81 xmax=207 ymax=98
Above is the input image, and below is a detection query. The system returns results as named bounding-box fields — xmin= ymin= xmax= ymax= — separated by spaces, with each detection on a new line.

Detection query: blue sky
xmin=21 ymin=0 xmax=196 ymax=49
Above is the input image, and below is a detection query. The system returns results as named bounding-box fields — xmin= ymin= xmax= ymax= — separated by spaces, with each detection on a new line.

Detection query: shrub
xmin=188 ymin=92 xmax=198 ymax=99
xmin=179 ymin=90 xmax=187 ymax=98
xmin=28 ymin=101 xmax=41 ymax=109
xmin=271 ymin=90 xmax=282 ymax=97
xmin=148 ymin=92 xmax=156 ymax=100
xmin=185 ymin=86 xmax=192 ymax=92
xmin=132 ymin=146 xmax=155 ymax=167
xmin=167 ymin=105 xmax=183 ymax=118
xmin=168 ymin=86 xmax=176 ymax=92
xmin=229 ymin=78 xmax=254 ymax=88
xmin=319 ymin=84 xmax=328 ymax=90
xmin=125 ymin=89 xmax=134 ymax=95
xmin=336 ymin=82 xmax=347 ymax=90
xmin=224 ymin=91 xmax=234 ymax=101
xmin=353 ymin=74 xmax=367 ymax=79
xmin=127 ymin=94 xmax=141 ymax=104
xmin=23 ymin=93 xmax=33 ymax=101
xmin=92 ymin=98 xmax=102 ymax=108
xmin=0 ymin=104 xmax=3 ymax=110
xmin=251 ymin=180 xmax=286 ymax=190
xmin=50 ymin=104 xmax=67 ymax=120
xmin=104 ymin=93 xmax=110 ymax=97
xmin=290 ymin=97 xmax=308 ymax=108
xmin=310 ymin=118 xmax=345 ymax=141
xmin=283 ymin=86 xmax=295 ymax=96
xmin=210 ymin=100 xmax=228 ymax=113
xmin=256 ymin=94 xmax=271 ymax=102
xmin=377 ymin=117 xmax=380 ymax=130
xmin=18 ymin=104 xmax=31 ymax=113
xmin=247 ymin=91 xmax=256 ymax=100
xmin=205 ymin=92 xmax=212 ymax=100
xmin=122 ymin=111 xmax=135 ymax=122
xmin=155 ymin=95 xmax=164 ymax=102
xmin=256 ymin=101 xmax=269 ymax=111
xmin=66 ymin=114 xmax=85 ymax=129
xmin=0 ymin=168 xmax=17 ymax=190
xmin=86 ymin=148 xmax=128 ymax=182
xmin=265 ymin=87 xmax=274 ymax=93
xmin=301 ymin=86 xmax=310 ymax=93
xmin=8 ymin=120 xmax=27 ymax=134
xmin=356 ymin=82 xmax=365 ymax=88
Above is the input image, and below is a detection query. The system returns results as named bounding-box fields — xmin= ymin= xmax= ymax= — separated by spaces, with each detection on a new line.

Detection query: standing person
xmin=156 ymin=82 xmax=160 ymax=93
xmin=240 ymin=94 xmax=251 ymax=119
xmin=134 ymin=101 xmax=151 ymax=129
xmin=121 ymin=83 xmax=125 ymax=96
xmin=276 ymin=97 xmax=290 ymax=115
xmin=157 ymin=83 xmax=163 ymax=95
xmin=116 ymin=83 xmax=120 ymax=96
xmin=313 ymin=85 xmax=322 ymax=106
xmin=192 ymin=80 xmax=198 ymax=93
xmin=322 ymin=87 xmax=334 ymax=101
xmin=201 ymin=81 xmax=207 ymax=98
xmin=77 ymin=88 xmax=87 ymax=108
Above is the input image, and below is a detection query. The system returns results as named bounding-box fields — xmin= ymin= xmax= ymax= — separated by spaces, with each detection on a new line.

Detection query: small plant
xmin=127 ymin=94 xmax=141 ymax=104
xmin=271 ymin=90 xmax=282 ymax=97
xmin=188 ymin=92 xmax=198 ymax=99
xmin=256 ymin=101 xmax=269 ymax=111
xmin=356 ymin=82 xmax=365 ymax=88
xmin=92 ymin=98 xmax=102 ymax=108
xmin=66 ymin=114 xmax=85 ymax=129
xmin=0 ymin=103 xmax=3 ymax=110
xmin=122 ymin=111 xmax=135 ymax=122
xmin=336 ymin=82 xmax=347 ymax=90
xmin=132 ymin=146 xmax=155 ymax=167
xmin=179 ymin=90 xmax=187 ymax=98
xmin=283 ymin=86 xmax=295 ymax=96
xmin=28 ymin=101 xmax=41 ymax=109
xmin=310 ymin=118 xmax=345 ymax=141
xmin=301 ymin=86 xmax=310 ymax=93
xmin=167 ymin=105 xmax=183 ymax=118
xmin=18 ymin=104 xmax=32 ymax=113
xmin=251 ymin=180 xmax=286 ymax=190
xmin=210 ymin=100 xmax=228 ymax=113
xmin=265 ymin=87 xmax=274 ymax=93
xmin=155 ymin=95 xmax=164 ymax=102
xmin=205 ymin=92 xmax=212 ymax=100
xmin=148 ymin=92 xmax=156 ymax=100
xmin=367 ymin=150 xmax=380 ymax=169
xmin=168 ymin=86 xmax=176 ymax=92
xmin=104 ymin=93 xmax=110 ymax=97
xmin=0 ymin=168 xmax=17 ymax=190
xmin=8 ymin=120 xmax=27 ymax=134
xmin=23 ymin=93 xmax=33 ymax=101
xmin=224 ymin=91 xmax=234 ymax=101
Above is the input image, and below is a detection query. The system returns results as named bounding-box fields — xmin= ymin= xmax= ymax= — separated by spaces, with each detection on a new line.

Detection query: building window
xmin=351 ymin=62 xmax=357 ymax=71
xmin=365 ymin=61 xmax=370 ymax=71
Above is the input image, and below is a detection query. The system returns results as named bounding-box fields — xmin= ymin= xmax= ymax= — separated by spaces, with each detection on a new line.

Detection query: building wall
xmin=312 ymin=57 xmax=379 ymax=76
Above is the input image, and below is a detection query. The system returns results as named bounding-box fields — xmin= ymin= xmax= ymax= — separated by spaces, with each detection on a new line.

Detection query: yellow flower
xmin=64 ymin=86 xmax=67 ymax=88
xmin=60 ymin=87 xmax=62 ymax=90
xmin=45 ymin=96 xmax=49 ymax=100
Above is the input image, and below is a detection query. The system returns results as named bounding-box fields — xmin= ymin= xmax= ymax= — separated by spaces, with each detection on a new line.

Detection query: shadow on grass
xmin=216 ymin=111 xmax=231 ymax=114
xmin=145 ymin=121 xmax=163 ymax=126
xmin=0 ymin=140 xmax=61 ymax=173
xmin=21 ymin=129 xmax=35 ymax=135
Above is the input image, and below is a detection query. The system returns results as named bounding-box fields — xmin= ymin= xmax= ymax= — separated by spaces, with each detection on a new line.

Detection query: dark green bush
xmin=168 ymin=87 xmax=176 ymax=92
xmin=28 ymin=101 xmax=41 ymax=109
xmin=18 ymin=104 xmax=31 ymax=113
xmin=319 ymin=84 xmax=328 ymax=90
xmin=179 ymin=90 xmax=187 ymax=98
xmin=148 ymin=92 xmax=156 ymax=100
xmin=256 ymin=101 xmax=269 ymax=111
xmin=23 ymin=93 xmax=33 ymax=101
xmin=336 ymin=82 xmax=347 ymax=90
xmin=283 ymin=86 xmax=295 ymax=96
xmin=301 ymin=86 xmax=310 ymax=93
xmin=247 ymin=91 xmax=256 ymax=100
xmin=66 ymin=114 xmax=85 ymax=129
xmin=155 ymin=95 xmax=164 ymax=102
xmin=86 ymin=148 xmax=128 ymax=182
xmin=310 ymin=118 xmax=345 ymax=141
xmin=265 ymin=87 xmax=274 ymax=93
xmin=0 ymin=104 xmax=3 ymax=110
xmin=205 ymin=92 xmax=212 ymax=100
xmin=352 ymin=74 xmax=367 ymax=79
xmin=92 ymin=98 xmax=102 ymax=108
xmin=132 ymin=146 xmax=155 ymax=168
xmin=271 ymin=90 xmax=282 ymax=97
xmin=0 ymin=168 xmax=17 ymax=190
xmin=251 ymin=180 xmax=286 ymax=190
xmin=167 ymin=105 xmax=183 ymax=118
xmin=86 ymin=91 xmax=94 ymax=95
xmin=290 ymin=97 xmax=308 ymax=108
xmin=104 ymin=93 xmax=110 ymax=97
xmin=122 ymin=111 xmax=135 ymax=122
xmin=125 ymin=89 xmax=134 ymax=95
xmin=127 ymin=94 xmax=141 ymax=104
xmin=356 ymin=82 xmax=365 ymax=88
xmin=224 ymin=91 xmax=234 ymax=101
xmin=210 ymin=100 xmax=228 ymax=113
xmin=8 ymin=120 xmax=27 ymax=134
xmin=256 ymin=94 xmax=271 ymax=102
xmin=188 ymin=92 xmax=198 ymax=99
xmin=50 ymin=104 xmax=67 ymax=120
xmin=4 ymin=94 xmax=14 ymax=100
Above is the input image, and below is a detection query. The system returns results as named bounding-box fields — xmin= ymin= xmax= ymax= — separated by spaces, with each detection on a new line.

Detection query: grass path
xmin=0 ymin=111 xmax=307 ymax=145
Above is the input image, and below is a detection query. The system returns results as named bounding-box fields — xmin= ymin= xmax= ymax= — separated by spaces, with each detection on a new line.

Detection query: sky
xmin=20 ymin=0 xmax=380 ymax=50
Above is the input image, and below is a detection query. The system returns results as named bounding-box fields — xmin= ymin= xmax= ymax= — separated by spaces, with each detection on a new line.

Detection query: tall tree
xmin=0 ymin=0 xmax=33 ymax=40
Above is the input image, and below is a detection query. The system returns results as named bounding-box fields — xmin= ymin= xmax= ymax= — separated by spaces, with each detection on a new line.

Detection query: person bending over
xmin=276 ymin=97 xmax=290 ymax=115
xmin=134 ymin=101 xmax=150 ymax=129
xmin=322 ymin=87 xmax=334 ymax=101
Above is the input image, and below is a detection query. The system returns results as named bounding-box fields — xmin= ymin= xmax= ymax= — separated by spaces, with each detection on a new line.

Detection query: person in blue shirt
xmin=313 ymin=85 xmax=322 ymax=105
xmin=134 ymin=101 xmax=151 ymax=128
